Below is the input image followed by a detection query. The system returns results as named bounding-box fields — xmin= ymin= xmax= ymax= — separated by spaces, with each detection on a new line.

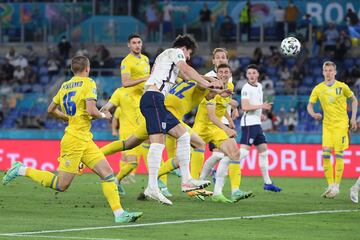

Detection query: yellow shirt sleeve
xmin=343 ymin=83 xmax=354 ymax=98
xmin=120 ymin=58 xmax=131 ymax=75
xmin=52 ymin=87 xmax=61 ymax=105
xmin=109 ymin=88 xmax=121 ymax=106
xmin=84 ymin=79 xmax=97 ymax=101
xmin=309 ymin=86 xmax=318 ymax=103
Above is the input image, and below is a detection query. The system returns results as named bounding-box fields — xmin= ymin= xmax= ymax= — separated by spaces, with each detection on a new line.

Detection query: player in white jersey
xmin=239 ymin=64 xmax=282 ymax=192
xmin=139 ymin=35 xmax=217 ymax=205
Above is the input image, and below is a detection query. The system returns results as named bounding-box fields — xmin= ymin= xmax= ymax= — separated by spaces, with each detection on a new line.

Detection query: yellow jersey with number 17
xmin=309 ymin=80 xmax=353 ymax=128
xmin=53 ymin=76 xmax=97 ymax=142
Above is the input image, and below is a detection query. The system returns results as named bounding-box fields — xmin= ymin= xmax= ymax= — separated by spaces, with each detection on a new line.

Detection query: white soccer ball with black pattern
xmin=280 ymin=37 xmax=301 ymax=56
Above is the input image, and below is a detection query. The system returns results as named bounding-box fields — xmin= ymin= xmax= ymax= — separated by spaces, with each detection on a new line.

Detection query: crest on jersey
xmin=121 ymin=65 xmax=126 ymax=70
xmin=249 ymin=138 xmax=254 ymax=144
xmin=336 ymin=87 xmax=342 ymax=95
xmin=178 ymin=54 xmax=184 ymax=59
xmin=65 ymin=160 xmax=70 ymax=167
xmin=161 ymin=122 xmax=167 ymax=130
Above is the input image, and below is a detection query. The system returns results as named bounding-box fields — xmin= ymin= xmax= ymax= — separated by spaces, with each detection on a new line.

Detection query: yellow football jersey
xmin=53 ymin=76 xmax=97 ymax=141
xmin=120 ymin=53 xmax=150 ymax=100
xmin=165 ymin=80 xmax=209 ymax=119
xmin=109 ymin=88 xmax=139 ymax=130
xmin=309 ymin=80 xmax=353 ymax=127
xmin=194 ymin=82 xmax=234 ymax=126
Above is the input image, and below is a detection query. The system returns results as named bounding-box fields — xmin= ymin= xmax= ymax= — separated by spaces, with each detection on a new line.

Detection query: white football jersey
xmin=205 ymin=69 xmax=233 ymax=125
xmin=145 ymin=48 xmax=186 ymax=95
xmin=240 ymin=82 xmax=263 ymax=126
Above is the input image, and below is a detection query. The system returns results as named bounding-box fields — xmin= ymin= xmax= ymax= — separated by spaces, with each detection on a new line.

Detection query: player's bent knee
xmin=229 ymin=149 xmax=240 ymax=161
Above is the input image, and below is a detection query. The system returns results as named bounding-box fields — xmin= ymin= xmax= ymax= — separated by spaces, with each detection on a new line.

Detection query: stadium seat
xmin=190 ymin=56 xmax=204 ymax=69
xmin=303 ymin=76 xmax=313 ymax=87
xmin=266 ymin=67 xmax=278 ymax=76
xmin=239 ymin=57 xmax=251 ymax=66
xmin=344 ymin=58 xmax=354 ymax=69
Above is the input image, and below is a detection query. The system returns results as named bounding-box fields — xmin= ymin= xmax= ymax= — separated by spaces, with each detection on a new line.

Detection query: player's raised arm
xmin=177 ymin=61 xmax=211 ymax=89
xmin=47 ymin=101 xmax=68 ymax=122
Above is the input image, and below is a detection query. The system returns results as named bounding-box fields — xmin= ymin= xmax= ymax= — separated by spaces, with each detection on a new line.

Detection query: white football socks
xmin=147 ymin=143 xmax=165 ymax=189
xmin=259 ymin=151 xmax=272 ymax=184
xmin=199 ymin=151 xmax=224 ymax=180
xmin=213 ymin=156 xmax=230 ymax=195
xmin=176 ymin=132 xmax=192 ymax=184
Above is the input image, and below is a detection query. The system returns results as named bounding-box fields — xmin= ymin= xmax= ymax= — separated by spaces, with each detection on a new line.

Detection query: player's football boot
xmin=263 ymin=183 xmax=282 ymax=192
xmin=115 ymin=211 xmax=143 ymax=223
xmin=350 ymin=186 xmax=359 ymax=203
xmin=158 ymin=179 xmax=172 ymax=197
xmin=144 ymin=187 xmax=173 ymax=205
xmin=325 ymin=185 xmax=339 ymax=199
xmin=211 ymin=194 xmax=233 ymax=203
xmin=181 ymin=179 xmax=211 ymax=192
xmin=321 ymin=186 xmax=333 ymax=198
xmin=186 ymin=189 xmax=213 ymax=201
xmin=2 ymin=161 xmax=22 ymax=185
xmin=231 ymin=189 xmax=254 ymax=202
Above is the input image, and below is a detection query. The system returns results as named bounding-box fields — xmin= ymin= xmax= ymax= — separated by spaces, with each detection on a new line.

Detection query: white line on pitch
xmin=1 ymin=209 xmax=358 ymax=237
xmin=0 ymin=234 xmax=125 ymax=240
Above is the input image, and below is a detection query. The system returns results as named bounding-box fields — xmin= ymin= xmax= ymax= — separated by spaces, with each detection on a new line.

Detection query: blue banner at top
xmin=167 ymin=0 xmax=360 ymax=27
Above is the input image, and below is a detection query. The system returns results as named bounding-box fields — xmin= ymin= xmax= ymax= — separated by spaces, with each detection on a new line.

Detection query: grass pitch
xmin=0 ymin=173 xmax=359 ymax=240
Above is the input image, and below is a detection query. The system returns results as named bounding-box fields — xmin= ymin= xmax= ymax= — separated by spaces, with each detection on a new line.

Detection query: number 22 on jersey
xmin=168 ymin=81 xmax=195 ymax=99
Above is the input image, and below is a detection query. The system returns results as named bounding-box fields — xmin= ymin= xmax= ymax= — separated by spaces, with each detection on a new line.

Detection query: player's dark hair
xmin=246 ymin=64 xmax=259 ymax=72
xmin=71 ymin=56 xmax=90 ymax=74
xmin=128 ymin=33 xmax=141 ymax=42
xmin=217 ymin=63 xmax=231 ymax=71
xmin=172 ymin=34 xmax=197 ymax=52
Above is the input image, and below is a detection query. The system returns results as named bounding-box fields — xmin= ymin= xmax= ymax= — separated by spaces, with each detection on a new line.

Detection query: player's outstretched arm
xmin=47 ymin=101 xmax=68 ymax=122
xmin=86 ymin=99 xmax=112 ymax=119
xmin=350 ymin=95 xmax=358 ymax=131
xmin=177 ymin=61 xmax=212 ymax=89
xmin=307 ymin=102 xmax=322 ymax=120
xmin=100 ymin=101 xmax=115 ymax=112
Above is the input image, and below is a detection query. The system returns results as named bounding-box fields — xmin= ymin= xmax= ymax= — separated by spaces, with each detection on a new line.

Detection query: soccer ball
xmin=280 ymin=37 xmax=301 ymax=56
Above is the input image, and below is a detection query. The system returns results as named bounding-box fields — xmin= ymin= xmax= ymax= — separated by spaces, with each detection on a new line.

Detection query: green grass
xmin=0 ymin=173 xmax=359 ymax=240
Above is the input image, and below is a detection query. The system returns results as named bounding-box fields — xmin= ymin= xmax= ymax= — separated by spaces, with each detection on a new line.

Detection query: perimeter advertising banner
xmin=0 ymin=140 xmax=359 ymax=178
